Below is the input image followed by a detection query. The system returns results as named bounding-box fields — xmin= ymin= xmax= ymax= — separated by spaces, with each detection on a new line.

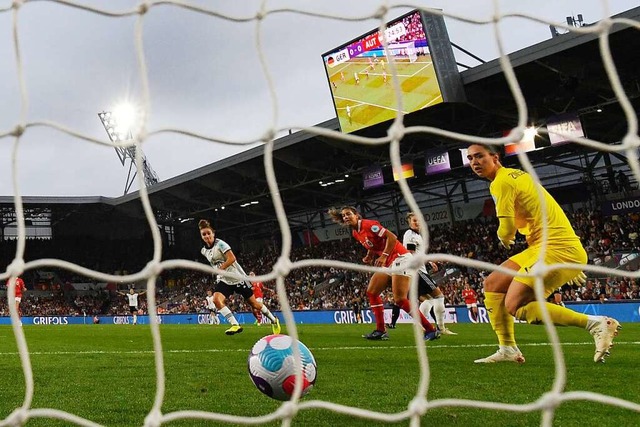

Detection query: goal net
xmin=389 ymin=41 xmax=418 ymax=62
xmin=1 ymin=1 xmax=639 ymax=426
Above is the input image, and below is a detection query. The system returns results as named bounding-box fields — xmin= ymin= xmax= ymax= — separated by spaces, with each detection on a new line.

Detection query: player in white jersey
xmin=205 ymin=289 xmax=220 ymax=325
xmin=198 ymin=219 xmax=281 ymax=336
xmin=118 ymin=288 xmax=146 ymax=325
xmin=400 ymin=212 xmax=456 ymax=335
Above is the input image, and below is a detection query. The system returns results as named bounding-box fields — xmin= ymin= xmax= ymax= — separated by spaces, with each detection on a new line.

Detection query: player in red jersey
xmin=328 ymin=206 xmax=439 ymax=341
xmin=6 ymin=277 xmax=26 ymax=322
xmin=462 ymin=283 xmax=479 ymax=322
xmin=249 ymin=271 xmax=265 ymax=325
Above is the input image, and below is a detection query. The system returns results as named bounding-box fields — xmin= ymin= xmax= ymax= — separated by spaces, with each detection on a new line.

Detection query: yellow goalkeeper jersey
xmin=490 ymin=167 xmax=579 ymax=246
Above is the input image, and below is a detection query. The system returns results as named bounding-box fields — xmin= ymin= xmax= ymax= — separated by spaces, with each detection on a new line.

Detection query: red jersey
xmin=6 ymin=278 xmax=26 ymax=298
xmin=351 ymin=219 xmax=408 ymax=267
xmin=252 ymin=281 xmax=264 ymax=299
xmin=462 ymin=288 xmax=478 ymax=305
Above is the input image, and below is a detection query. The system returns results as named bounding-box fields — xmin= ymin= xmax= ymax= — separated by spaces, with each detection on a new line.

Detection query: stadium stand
xmin=2 ymin=210 xmax=638 ymax=317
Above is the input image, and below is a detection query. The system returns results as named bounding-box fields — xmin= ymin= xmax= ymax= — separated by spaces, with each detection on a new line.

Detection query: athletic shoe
xmin=424 ymin=329 xmax=441 ymax=341
xmin=588 ymin=316 xmax=621 ymax=363
xmin=386 ymin=323 xmax=397 ymax=329
xmin=271 ymin=318 xmax=281 ymax=335
xmin=225 ymin=325 xmax=243 ymax=335
xmin=440 ymin=328 xmax=458 ymax=336
xmin=474 ymin=348 xmax=525 ymax=364
xmin=362 ymin=330 xmax=389 ymax=340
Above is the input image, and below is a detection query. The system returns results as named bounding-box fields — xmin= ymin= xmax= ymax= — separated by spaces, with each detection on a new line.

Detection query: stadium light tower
xmin=98 ymin=104 xmax=159 ymax=195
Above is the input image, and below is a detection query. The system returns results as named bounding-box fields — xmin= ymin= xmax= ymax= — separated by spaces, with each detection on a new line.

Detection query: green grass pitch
xmin=0 ymin=323 xmax=638 ymax=426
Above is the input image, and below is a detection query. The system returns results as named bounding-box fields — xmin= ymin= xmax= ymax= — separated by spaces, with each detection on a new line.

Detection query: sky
xmin=0 ymin=0 xmax=638 ymax=197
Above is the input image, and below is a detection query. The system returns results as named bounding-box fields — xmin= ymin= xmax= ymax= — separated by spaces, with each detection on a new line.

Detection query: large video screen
xmin=322 ymin=9 xmax=462 ymax=133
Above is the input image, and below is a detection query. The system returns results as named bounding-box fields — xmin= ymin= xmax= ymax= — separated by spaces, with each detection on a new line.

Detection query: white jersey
xmin=205 ymin=295 xmax=216 ymax=311
xmin=403 ymin=229 xmax=428 ymax=274
xmin=201 ymin=238 xmax=247 ymax=285
xmin=126 ymin=293 xmax=139 ymax=308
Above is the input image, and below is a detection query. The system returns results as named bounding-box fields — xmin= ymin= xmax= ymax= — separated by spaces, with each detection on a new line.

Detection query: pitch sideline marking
xmin=0 ymin=341 xmax=637 ymax=356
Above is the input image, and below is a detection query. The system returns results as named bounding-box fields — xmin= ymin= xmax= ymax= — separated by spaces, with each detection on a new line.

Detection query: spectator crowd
xmin=1 ymin=209 xmax=639 ymax=318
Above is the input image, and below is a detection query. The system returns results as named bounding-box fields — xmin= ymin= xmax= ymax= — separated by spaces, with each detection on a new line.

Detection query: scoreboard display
xmin=322 ymin=9 xmax=465 ymax=134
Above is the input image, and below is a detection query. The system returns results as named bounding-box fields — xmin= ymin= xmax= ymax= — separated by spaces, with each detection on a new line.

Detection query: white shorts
xmin=390 ymin=253 xmax=413 ymax=277
xmin=466 ymin=303 xmax=477 ymax=308
xmin=15 ymin=297 xmax=22 ymax=303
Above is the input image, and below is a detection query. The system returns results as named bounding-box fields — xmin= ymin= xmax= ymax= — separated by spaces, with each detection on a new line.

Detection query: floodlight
xmin=112 ymin=102 xmax=138 ymax=136
xmin=98 ymin=105 xmax=159 ymax=195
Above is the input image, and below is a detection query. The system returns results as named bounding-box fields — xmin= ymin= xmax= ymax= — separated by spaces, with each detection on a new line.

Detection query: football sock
xmin=396 ymin=298 xmax=435 ymax=332
xmin=260 ymin=305 xmax=275 ymax=322
xmin=367 ymin=292 xmax=386 ymax=331
xmin=586 ymin=315 xmax=603 ymax=330
xmin=419 ymin=299 xmax=433 ymax=322
xmin=515 ymin=301 xmax=588 ymax=328
xmin=219 ymin=306 xmax=239 ymax=326
xmin=133 ymin=314 xmax=137 ymax=324
xmin=431 ymin=295 xmax=446 ymax=330
xmin=484 ymin=292 xmax=516 ymax=347
xmin=391 ymin=304 xmax=400 ymax=326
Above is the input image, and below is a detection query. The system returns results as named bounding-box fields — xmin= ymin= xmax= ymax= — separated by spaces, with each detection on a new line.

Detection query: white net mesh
xmin=1 ymin=1 xmax=640 ymax=426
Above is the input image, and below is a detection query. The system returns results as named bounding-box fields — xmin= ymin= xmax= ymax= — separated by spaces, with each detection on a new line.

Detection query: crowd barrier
xmin=2 ymin=302 xmax=639 ymax=326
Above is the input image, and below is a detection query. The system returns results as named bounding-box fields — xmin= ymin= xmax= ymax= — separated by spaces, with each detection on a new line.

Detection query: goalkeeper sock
xmin=396 ymin=298 xmax=436 ymax=332
xmin=484 ymin=292 xmax=516 ymax=347
xmin=431 ymin=296 xmax=446 ymax=330
xmin=219 ymin=306 xmax=239 ymax=326
xmin=260 ymin=305 xmax=274 ymax=323
xmin=515 ymin=301 xmax=588 ymax=328
xmin=391 ymin=304 xmax=400 ymax=326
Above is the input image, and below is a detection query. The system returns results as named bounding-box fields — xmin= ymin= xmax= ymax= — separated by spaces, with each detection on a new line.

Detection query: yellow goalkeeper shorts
xmin=509 ymin=242 xmax=587 ymax=297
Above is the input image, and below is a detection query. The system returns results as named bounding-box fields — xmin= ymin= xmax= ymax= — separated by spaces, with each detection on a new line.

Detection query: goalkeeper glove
xmin=499 ymin=238 xmax=515 ymax=250
xmin=569 ymin=272 xmax=587 ymax=287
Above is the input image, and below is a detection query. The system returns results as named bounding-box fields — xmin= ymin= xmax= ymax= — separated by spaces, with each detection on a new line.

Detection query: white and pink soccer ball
xmin=247 ymin=334 xmax=317 ymax=401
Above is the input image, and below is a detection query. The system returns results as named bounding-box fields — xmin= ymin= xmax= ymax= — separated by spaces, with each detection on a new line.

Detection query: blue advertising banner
xmin=601 ymin=196 xmax=640 ymax=215
xmin=1 ymin=302 xmax=639 ymax=326
xmin=547 ymin=112 xmax=584 ymax=145
xmin=425 ymin=150 xmax=451 ymax=175
xmin=363 ymin=166 xmax=384 ymax=190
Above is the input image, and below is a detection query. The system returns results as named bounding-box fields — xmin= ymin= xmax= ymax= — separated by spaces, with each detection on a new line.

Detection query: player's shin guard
xmin=396 ymin=298 xmax=435 ymax=332
xmin=484 ymin=292 xmax=516 ymax=346
xmin=367 ymin=292 xmax=386 ymax=332
xmin=515 ymin=301 xmax=588 ymax=328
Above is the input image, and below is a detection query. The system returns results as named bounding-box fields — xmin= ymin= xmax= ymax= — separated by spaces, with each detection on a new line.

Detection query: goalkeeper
xmin=467 ymin=143 xmax=621 ymax=364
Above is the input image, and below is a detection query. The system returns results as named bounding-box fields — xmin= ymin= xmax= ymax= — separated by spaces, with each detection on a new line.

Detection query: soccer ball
xmin=247 ymin=334 xmax=317 ymax=401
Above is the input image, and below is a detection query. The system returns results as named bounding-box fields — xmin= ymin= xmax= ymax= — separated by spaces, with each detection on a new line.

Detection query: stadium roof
xmin=2 ymin=6 xmax=639 ymax=241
